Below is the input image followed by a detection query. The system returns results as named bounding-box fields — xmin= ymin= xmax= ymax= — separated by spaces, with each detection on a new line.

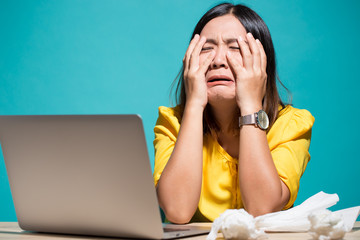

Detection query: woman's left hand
xmin=226 ymin=32 xmax=267 ymax=115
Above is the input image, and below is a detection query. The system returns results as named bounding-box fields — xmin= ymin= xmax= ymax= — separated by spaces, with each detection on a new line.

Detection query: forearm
xmin=238 ymin=124 xmax=289 ymax=216
xmin=156 ymin=103 xmax=204 ymax=223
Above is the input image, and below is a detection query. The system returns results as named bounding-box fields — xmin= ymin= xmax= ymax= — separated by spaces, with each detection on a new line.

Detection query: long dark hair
xmin=171 ymin=3 xmax=288 ymax=134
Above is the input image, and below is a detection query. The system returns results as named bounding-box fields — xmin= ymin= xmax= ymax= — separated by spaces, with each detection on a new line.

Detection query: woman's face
xmin=199 ymin=14 xmax=247 ymax=104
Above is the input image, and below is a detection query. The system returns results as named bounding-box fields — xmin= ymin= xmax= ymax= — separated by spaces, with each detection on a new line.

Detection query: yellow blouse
xmin=153 ymin=105 xmax=315 ymax=222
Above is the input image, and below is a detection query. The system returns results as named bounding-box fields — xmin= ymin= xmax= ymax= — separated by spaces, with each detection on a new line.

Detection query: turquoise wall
xmin=1 ymin=0 xmax=359 ymax=221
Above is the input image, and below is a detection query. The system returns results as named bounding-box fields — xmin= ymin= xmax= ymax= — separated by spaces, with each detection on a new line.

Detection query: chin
xmin=208 ymin=93 xmax=236 ymax=106
xmin=208 ymin=87 xmax=236 ymax=102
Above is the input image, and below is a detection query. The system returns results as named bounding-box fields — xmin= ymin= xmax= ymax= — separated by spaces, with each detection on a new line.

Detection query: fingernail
xmin=256 ymin=39 xmax=261 ymax=44
xmin=239 ymin=36 xmax=243 ymax=41
xmin=247 ymin=32 xmax=253 ymax=38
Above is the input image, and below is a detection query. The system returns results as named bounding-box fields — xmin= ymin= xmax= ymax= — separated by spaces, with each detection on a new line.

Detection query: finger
xmin=246 ymin=32 xmax=261 ymax=71
xmin=199 ymin=51 xmax=215 ymax=72
xmin=184 ymin=34 xmax=200 ymax=70
xmin=183 ymin=35 xmax=200 ymax=77
xmin=256 ymin=39 xmax=267 ymax=72
xmin=226 ymin=51 xmax=243 ymax=78
xmin=189 ymin=36 xmax=206 ymax=69
xmin=229 ymin=41 xmax=243 ymax=67
xmin=238 ymin=35 xmax=253 ymax=70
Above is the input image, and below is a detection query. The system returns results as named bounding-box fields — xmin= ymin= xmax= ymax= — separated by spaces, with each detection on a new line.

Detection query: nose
xmin=211 ymin=46 xmax=228 ymax=69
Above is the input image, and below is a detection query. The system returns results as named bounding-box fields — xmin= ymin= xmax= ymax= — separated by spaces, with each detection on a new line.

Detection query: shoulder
xmin=268 ymin=105 xmax=315 ymax=142
xmin=278 ymin=105 xmax=313 ymax=119
xmin=154 ymin=106 xmax=182 ymax=136
xmin=158 ymin=106 xmax=182 ymax=119
xmin=157 ymin=106 xmax=182 ymax=125
xmin=277 ymin=105 xmax=314 ymax=127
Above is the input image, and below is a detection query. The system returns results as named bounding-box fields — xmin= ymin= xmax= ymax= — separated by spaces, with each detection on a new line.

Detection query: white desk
xmin=0 ymin=222 xmax=359 ymax=239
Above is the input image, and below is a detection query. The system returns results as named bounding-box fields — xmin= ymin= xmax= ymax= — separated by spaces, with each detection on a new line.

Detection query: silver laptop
xmin=0 ymin=115 xmax=210 ymax=239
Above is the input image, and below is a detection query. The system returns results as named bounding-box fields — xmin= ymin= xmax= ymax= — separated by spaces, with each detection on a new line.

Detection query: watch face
xmin=257 ymin=110 xmax=269 ymax=130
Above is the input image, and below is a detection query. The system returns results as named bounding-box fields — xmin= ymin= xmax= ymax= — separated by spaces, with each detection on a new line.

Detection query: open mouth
xmin=207 ymin=75 xmax=234 ymax=84
xmin=207 ymin=77 xmax=234 ymax=86
xmin=207 ymin=78 xmax=233 ymax=83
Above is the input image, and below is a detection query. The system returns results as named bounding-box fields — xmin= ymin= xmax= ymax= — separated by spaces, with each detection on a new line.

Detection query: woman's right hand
xmin=183 ymin=34 xmax=215 ymax=110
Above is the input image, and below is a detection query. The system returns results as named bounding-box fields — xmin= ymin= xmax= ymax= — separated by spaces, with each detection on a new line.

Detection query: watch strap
xmin=239 ymin=113 xmax=257 ymax=127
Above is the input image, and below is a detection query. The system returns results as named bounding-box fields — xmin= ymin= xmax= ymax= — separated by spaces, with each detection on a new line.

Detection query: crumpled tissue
xmin=308 ymin=209 xmax=346 ymax=240
xmin=206 ymin=209 xmax=266 ymax=240
xmin=207 ymin=192 xmax=360 ymax=240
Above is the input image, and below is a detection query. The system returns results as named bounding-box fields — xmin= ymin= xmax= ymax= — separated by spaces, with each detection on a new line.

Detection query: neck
xmin=208 ymin=100 xmax=239 ymax=134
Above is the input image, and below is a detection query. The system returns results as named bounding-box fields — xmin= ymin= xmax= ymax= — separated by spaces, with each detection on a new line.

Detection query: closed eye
xmin=201 ymin=47 xmax=213 ymax=51
xmin=229 ymin=46 xmax=240 ymax=50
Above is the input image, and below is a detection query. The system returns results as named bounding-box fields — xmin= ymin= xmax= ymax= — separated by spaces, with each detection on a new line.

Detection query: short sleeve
xmin=153 ymin=106 xmax=181 ymax=186
xmin=267 ymin=106 xmax=315 ymax=209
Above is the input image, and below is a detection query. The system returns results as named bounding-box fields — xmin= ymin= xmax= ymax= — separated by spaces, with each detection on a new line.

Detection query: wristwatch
xmin=239 ymin=110 xmax=269 ymax=130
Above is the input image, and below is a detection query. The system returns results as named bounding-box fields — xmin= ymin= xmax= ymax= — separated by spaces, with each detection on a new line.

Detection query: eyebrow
xmin=205 ymin=37 xmax=248 ymax=45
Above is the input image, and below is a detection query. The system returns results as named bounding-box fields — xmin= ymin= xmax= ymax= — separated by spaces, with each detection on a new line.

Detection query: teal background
xmin=1 ymin=0 xmax=359 ymax=221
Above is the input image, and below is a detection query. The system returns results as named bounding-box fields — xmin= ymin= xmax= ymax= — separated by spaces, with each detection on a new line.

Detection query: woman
xmin=153 ymin=3 xmax=314 ymax=224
